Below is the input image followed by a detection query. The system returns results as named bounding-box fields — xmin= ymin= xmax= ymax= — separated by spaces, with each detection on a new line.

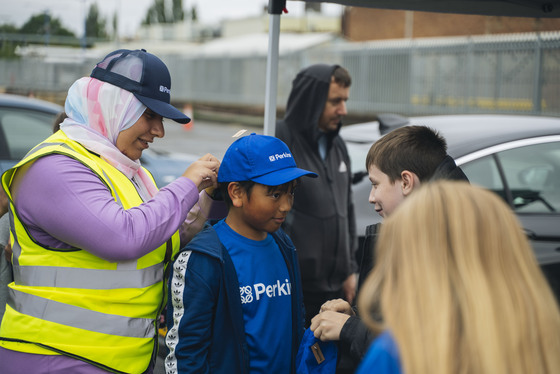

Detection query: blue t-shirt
xmin=356 ymin=330 xmax=402 ymax=374
xmin=214 ymin=220 xmax=292 ymax=374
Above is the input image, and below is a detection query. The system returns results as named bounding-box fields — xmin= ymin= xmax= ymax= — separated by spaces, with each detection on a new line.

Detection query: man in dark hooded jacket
xmin=276 ymin=64 xmax=358 ymax=326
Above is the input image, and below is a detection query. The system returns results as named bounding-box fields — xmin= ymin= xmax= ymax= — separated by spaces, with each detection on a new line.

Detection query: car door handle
xmin=523 ymin=228 xmax=537 ymax=240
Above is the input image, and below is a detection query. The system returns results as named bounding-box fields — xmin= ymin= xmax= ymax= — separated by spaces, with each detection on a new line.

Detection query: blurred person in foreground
xmin=165 ymin=133 xmax=315 ymax=373
xmin=311 ymin=125 xmax=468 ymax=372
xmin=275 ymin=64 xmax=357 ymax=326
xmin=357 ymin=180 xmax=560 ymax=374
xmin=0 ymin=49 xmax=221 ymax=374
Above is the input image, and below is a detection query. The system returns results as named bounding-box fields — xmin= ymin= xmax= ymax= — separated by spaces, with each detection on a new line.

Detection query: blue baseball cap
xmin=218 ymin=133 xmax=318 ymax=186
xmin=90 ymin=49 xmax=190 ymax=124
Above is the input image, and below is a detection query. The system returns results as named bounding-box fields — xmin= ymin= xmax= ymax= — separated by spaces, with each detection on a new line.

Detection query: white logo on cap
xmin=159 ymin=85 xmax=170 ymax=94
xmin=269 ymin=152 xmax=292 ymax=162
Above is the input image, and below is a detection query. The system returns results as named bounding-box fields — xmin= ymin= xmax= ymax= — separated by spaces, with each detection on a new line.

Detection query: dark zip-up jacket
xmin=276 ymin=64 xmax=358 ymax=294
xmin=165 ymin=223 xmax=305 ymax=374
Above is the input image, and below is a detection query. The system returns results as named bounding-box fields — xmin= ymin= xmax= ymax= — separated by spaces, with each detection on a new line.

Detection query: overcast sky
xmin=0 ymin=0 xmax=343 ymax=38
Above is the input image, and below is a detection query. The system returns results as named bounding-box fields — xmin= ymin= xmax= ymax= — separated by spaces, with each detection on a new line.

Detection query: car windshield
xmin=0 ymin=107 xmax=54 ymax=160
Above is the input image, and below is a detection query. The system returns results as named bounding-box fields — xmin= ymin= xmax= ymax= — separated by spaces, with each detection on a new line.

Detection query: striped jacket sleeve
xmin=165 ymin=250 xmax=221 ymax=374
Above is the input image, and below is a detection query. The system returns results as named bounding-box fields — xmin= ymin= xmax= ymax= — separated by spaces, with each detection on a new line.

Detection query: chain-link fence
xmin=1 ymin=31 xmax=559 ymax=117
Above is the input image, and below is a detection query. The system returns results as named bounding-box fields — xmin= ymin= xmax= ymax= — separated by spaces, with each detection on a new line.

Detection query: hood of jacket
xmin=430 ymin=155 xmax=470 ymax=182
xmin=281 ymin=64 xmax=342 ymax=147
xmin=183 ymin=222 xmax=224 ymax=261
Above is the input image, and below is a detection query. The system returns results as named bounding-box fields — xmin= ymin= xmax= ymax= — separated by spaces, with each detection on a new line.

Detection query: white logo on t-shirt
xmin=240 ymin=285 xmax=253 ymax=304
xmin=240 ymin=279 xmax=291 ymax=304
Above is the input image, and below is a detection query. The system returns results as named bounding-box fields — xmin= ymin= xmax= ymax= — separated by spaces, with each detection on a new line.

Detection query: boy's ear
xmin=400 ymin=170 xmax=420 ymax=197
xmin=228 ymin=182 xmax=244 ymax=208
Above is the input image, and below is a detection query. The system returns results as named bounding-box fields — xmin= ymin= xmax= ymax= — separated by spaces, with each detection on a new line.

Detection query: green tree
xmin=172 ymin=0 xmax=185 ymax=22
xmin=142 ymin=0 xmax=185 ymax=25
xmin=19 ymin=12 xmax=76 ymax=38
xmin=0 ymin=24 xmax=19 ymax=58
xmin=85 ymin=3 xmax=108 ymax=39
xmin=143 ymin=1 xmax=165 ymax=25
xmin=0 ymin=24 xmax=19 ymax=34
xmin=0 ymin=13 xmax=79 ymax=56
xmin=190 ymin=5 xmax=198 ymax=22
xmin=112 ymin=12 xmax=119 ymax=41
xmin=155 ymin=0 xmax=168 ymax=23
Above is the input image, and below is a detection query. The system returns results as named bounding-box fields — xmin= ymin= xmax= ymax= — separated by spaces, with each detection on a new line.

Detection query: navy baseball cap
xmin=90 ymin=49 xmax=190 ymax=124
xmin=218 ymin=133 xmax=318 ymax=186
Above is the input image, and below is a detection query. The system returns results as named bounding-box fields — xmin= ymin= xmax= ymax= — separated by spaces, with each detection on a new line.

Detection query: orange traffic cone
xmin=183 ymin=104 xmax=194 ymax=131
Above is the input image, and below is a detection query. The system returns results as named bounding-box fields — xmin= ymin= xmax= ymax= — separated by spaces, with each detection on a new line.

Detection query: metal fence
xmin=2 ymin=31 xmax=560 ymax=117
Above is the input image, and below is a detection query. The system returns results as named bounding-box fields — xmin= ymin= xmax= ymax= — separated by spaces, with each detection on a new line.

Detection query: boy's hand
xmin=310 ymin=310 xmax=351 ymax=342
xmin=310 ymin=298 xmax=356 ymax=342
xmin=320 ymin=298 xmax=354 ymax=315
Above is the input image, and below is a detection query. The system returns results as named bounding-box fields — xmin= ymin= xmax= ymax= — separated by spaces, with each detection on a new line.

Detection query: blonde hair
xmin=358 ymin=181 xmax=560 ymax=374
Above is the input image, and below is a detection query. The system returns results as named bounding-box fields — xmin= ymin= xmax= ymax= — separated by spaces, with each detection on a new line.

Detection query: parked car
xmin=0 ymin=93 xmax=197 ymax=188
xmin=341 ymin=113 xmax=560 ymax=300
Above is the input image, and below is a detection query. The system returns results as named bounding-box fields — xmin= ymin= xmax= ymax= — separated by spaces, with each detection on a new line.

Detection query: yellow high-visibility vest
xmin=0 ymin=130 xmax=180 ymax=374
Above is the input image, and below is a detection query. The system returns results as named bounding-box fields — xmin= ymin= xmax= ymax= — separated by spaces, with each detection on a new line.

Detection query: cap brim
xmin=251 ymin=167 xmax=318 ymax=186
xmin=135 ymin=94 xmax=191 ymax=124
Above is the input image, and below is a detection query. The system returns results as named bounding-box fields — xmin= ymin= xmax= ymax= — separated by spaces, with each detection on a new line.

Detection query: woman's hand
xmin=182 ymin=154 xmax=220 ymax=192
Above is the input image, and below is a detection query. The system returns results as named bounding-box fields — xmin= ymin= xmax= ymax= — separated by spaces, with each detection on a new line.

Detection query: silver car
xmin=341 ymin=113 xmax=560 ymax=299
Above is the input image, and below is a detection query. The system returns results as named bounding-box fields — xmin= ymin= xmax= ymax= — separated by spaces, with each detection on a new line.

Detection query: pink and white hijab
xmin=60 ymin=77 xmax=158 ymax=200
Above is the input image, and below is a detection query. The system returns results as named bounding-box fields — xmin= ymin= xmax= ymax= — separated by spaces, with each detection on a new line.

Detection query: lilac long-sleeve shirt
xmin=1 ymin=154 xmax=220 ymax=374
xmin=12 ymin=154 xmax=206 ymax=260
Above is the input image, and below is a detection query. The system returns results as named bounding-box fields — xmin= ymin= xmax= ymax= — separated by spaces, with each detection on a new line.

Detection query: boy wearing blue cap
xmin=164 ymin=133 xmax=317 ymax=374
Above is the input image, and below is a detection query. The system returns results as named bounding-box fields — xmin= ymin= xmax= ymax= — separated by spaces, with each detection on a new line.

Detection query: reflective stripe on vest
xmin=8 ymin=289 xmax=155 ymax=338
xmin=12 ymin=262 xmax=164 ymax=289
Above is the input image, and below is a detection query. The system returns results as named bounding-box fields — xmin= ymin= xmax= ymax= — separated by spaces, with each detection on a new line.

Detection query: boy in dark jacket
xmin=165 ymin=133 xmax=317 ymax=374
xmin=310 ymin=125 xmax=469 ymax=373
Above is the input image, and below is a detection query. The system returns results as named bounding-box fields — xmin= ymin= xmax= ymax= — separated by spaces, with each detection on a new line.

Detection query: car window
xmin=0 ymin=108 xmax=55 ymax=161
xmin=345 ymin=142 xmax=370 ymax=174
xmin=497 ymin=141 xmax=560 ymax=214
xmin=462 ymin=141 xmax=560 ymax=214
xmin=461 ymin=155 xmax=505 ymax=197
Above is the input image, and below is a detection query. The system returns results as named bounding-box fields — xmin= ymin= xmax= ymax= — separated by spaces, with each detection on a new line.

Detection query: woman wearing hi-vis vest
xmin=0 ymin=49 xmax=221 ymax=374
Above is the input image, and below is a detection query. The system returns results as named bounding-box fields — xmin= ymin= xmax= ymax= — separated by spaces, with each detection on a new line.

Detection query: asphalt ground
xmin=152 ymin=118 xmax=263 ymax=160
